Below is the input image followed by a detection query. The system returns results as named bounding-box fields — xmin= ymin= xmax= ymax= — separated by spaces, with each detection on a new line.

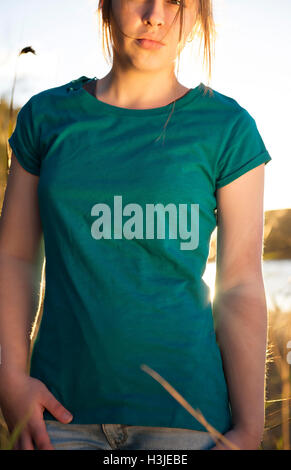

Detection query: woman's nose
xmin=142 ymin=0 xmax=166 ymax=28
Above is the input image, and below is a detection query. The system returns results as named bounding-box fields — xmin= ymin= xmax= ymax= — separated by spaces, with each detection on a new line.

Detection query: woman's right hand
xmin=0 ymin=371 xmax=73 ymax=450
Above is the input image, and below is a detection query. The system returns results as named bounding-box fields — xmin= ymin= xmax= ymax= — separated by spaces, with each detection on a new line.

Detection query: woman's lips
xmin=136 ymin=39 xmax=165 ymax=49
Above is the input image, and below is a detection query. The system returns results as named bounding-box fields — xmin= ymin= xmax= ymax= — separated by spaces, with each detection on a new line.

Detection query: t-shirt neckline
xmin=69 ymin=76 xmax=204 ymax=116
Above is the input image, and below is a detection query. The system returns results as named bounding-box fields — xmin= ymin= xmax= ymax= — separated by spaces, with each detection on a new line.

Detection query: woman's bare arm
xmin=0 ymin=153 xmax=73 ymax=450
xmin=212 ymin=163 xmax=268 ymax=449
xmin=0 ymin=152 xmax=43 ymax=376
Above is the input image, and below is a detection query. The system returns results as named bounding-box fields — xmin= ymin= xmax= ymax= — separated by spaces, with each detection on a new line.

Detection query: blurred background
xmin=0 ymin=0 xmax=290 ymax=450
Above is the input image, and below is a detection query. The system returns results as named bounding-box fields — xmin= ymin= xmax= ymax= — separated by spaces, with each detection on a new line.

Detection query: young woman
xmin=0 ymin=0 xmax=271 ymax=450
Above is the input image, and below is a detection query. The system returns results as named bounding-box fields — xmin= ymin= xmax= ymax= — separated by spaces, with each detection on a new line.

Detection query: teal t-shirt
xmin=8 ymin=76 xmax=272 ymax=434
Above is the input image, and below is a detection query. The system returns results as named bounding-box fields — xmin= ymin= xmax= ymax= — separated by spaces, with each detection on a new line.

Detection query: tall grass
xmin=6 ymin=47 xmax=36 ymax=173
xmin=262 ymin=298 xmax=291 ymax=450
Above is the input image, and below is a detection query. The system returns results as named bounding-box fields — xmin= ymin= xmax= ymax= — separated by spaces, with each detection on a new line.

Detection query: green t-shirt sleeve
xmin=215 ymin=108 xmax=272 ymax=189
xmin=8 ymin=96 xmax=41 ymax=176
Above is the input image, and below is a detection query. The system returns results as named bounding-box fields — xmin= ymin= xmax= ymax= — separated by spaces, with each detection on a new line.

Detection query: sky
xmin=0 ymin=0 xmax=290 ymax=212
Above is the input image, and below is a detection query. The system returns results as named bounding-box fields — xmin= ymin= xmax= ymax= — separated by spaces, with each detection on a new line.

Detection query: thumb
xmin=42 ymin=390 xmax=73 ymax=424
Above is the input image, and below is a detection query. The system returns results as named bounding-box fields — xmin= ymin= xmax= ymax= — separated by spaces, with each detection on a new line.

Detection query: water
xmin=203 ymin=259 xmax=291 ymax=313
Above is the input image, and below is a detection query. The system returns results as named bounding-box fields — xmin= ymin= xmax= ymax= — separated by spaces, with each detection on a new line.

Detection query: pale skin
xmin=83 ymin=0 xmax=199 ymax=107
xmin=0 ymin=0 xmax=268 ymax=450
xmin=211 ymin=164 xmax=268 ymax=450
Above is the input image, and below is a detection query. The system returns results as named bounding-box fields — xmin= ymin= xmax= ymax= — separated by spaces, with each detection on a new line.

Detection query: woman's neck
xmin=83 ymin=74 xmax=190 ymax=110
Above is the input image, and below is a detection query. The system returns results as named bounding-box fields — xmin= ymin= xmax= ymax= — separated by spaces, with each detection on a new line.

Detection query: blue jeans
xmin=43 ymin=420 xmax=216 ymax=450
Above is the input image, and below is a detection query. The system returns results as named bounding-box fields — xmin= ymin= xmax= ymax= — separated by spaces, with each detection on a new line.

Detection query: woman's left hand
xmin=209 ymin=427 xmax=262 ymax=450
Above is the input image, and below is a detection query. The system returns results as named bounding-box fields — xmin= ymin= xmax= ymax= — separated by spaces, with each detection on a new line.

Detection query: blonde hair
xmin=96 ymin=0 xmax=216 ymax=95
